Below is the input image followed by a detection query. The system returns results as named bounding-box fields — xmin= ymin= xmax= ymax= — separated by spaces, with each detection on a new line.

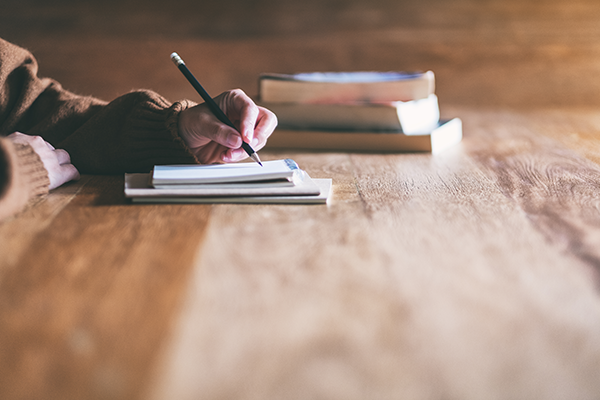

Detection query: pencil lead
xmin=251 ymin=153 xmax=263 ymax=166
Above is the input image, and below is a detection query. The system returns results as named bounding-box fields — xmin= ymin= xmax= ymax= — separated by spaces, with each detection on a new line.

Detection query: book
xmin=258 ymin=71 xmax=435 ymax=104
xmin=125 ymin=173 xmax=331 ymax=204
xmin=151 ymin=158 xmax=299 ymax=186
xmin=259 ymin=94 xmax=439 ymax=133
xmin=265 ymin=118 xmax=462 ymax=154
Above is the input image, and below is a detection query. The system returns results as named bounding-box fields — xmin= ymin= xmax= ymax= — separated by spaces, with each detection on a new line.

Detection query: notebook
xmin=124 ymin=173 xmax=331 ymax=204
xmin=127 ymin=158 xmax=332 ymax=204
xmin=151 ymin=158 xmax=300 ymax=186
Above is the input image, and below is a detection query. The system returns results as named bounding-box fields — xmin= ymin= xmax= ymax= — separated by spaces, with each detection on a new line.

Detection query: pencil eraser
xmin=170 ymin=52 xmax=184 ymax=66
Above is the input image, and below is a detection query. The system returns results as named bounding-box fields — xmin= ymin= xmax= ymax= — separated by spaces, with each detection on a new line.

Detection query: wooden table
xmin=3 ymin=107 xmax=600 ymax=399
xmin=3 ymin=1 xmax=600 ymax=399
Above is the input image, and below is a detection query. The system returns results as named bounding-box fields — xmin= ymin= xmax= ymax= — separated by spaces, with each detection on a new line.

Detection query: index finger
xmin=227 ymin=89 xmax=260 ymax=143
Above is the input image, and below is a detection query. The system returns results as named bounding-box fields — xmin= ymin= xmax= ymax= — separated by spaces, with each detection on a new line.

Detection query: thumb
xmin=203 ymin=121 xmax=243 ymax=149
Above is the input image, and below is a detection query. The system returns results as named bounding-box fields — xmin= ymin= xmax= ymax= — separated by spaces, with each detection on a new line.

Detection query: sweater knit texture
xmin=0 ymin=37 xmax=198 ymax=221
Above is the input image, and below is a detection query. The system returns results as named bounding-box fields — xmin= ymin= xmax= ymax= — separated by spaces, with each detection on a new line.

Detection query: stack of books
xmin=124 ymin=159 xmax=332 ymax=204
xmin=258 ymin=71 xmax=462 ymax=154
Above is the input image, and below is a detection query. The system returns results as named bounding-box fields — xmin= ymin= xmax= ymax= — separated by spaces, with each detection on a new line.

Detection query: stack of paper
xmin=124 ymin=159 xmax=332 ymax=204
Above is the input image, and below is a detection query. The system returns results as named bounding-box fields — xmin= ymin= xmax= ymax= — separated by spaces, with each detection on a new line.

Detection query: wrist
xmin=167 ymin=100 xmax=196 ymax=140
xmin=165 ymin=100 xmax=199 ymax=163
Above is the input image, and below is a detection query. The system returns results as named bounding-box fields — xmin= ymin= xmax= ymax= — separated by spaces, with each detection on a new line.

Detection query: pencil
xmin=170 ymin=52 xmax=263 ymax=166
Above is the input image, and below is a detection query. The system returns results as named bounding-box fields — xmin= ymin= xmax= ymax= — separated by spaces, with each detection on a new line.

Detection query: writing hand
xmin=8 ymin=132 xmax=80 ymax=190
xmin=177 ymin=89 xmax=277 ymax=164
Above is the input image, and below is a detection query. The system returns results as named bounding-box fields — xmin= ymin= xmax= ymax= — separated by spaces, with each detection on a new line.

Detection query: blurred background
xmin=2 ymin=2 xmax=600 ymax=398
xmin=2 ymin=0 xmax=600 ymax=110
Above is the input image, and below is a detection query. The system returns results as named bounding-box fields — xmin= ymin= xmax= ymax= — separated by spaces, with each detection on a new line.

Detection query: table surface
xmin=3 ymin=1 xmax=600 ymax=399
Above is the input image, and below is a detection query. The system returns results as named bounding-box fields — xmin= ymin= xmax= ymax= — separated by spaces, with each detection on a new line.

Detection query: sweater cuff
xmin=0 ymin=139 xmax=49 ymax=221
xmin=14 ymin=143 xmax=50 ymax=198
xmin=113 ymin=95 xmax=200 ymax=172
xmin=166 ymin=99 xmax=198 ymax=157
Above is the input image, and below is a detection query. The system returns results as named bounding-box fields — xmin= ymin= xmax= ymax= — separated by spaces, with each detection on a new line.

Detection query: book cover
xmin=258 ymin=71 xmax=435 ymax=104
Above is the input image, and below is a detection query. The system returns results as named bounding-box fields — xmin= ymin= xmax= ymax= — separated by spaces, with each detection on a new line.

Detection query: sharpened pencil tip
xmin=250 ymin=152 xmax=263 ymax=166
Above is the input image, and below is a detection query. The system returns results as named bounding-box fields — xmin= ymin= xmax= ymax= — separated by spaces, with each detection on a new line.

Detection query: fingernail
xmin=252 ymin=138 xmax=259 ymax=147
xmin=221 ymin=150 xmax=231 ymax=162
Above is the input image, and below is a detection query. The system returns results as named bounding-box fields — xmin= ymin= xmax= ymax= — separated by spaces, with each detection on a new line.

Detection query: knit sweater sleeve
xmin=0 ymin=137 xmax=49 ymax=221
xmin=0 ymin=37 xmax=198 ymax=174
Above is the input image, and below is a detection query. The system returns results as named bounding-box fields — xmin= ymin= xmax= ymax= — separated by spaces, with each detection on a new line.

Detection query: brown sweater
xmin=0 ymin=37 xmax=198 ymax=221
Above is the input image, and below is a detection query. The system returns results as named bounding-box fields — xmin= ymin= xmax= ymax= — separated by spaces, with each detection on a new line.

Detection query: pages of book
xmin=152 ymin=159 xmax=300 ymax=186
xmin=126 ymin=178 xmax=332 ymax=205
xmin=259 ymin=94 xmax=440 ymax=133
xmin=265 ymin=118 xmax=462 ymax=154
xmin=126 ymin=170 xmax=322 ymax=199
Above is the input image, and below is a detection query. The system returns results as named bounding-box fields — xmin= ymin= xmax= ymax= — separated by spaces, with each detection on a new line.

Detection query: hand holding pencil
xmin=173 ymin=53 xmax=277 ymax=165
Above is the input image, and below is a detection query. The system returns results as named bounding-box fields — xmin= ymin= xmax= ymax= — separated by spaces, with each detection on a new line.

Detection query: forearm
xmin=0 ymin=37 xmax=197 ymax=174
xmin=25 ymin=91 xmax=199 ymax=174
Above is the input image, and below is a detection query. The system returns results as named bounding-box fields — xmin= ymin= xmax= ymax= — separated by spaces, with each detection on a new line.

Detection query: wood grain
xmin=464 ymin=108 xmax=600 ymax=279
xmin=0 ymin=176 xmax=211 ymax=400
xmin=150 ymin=121 xmax=600 ymax=399
xmin=3 ymin=1 xmax=600 ymax=109
xmin=3 ymin=1 xmax=600 ymax=399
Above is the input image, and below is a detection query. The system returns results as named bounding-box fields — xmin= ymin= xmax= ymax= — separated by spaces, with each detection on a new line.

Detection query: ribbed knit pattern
xmin=57 ymin=91 xmax=199 ymax=174
xmin=14 ymin=142 xmax=49 ymax=197
xmin=0 ymin=37 xmax=201 ymax=220
xmin=0 ymin=139 xmax=48 ymax=221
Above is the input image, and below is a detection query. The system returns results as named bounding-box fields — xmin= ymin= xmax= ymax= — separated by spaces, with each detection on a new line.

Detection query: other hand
xmin=8 ymin=132 xmax=80 ymax=190
xmin=177 ymin=89 xmax=277 ymax=164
